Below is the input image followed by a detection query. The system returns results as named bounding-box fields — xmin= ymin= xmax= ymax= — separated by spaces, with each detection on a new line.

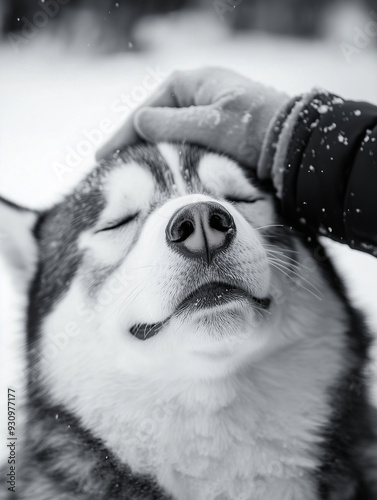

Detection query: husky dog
xmin=1 ymin=143 xmax=376 ymax=500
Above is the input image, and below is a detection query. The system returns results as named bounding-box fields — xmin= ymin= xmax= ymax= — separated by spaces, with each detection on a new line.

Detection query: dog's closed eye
xmin=95 ymin=213 xmax=139 ymax=233
xmin=225 ymin=197 xmax=265 ymax=204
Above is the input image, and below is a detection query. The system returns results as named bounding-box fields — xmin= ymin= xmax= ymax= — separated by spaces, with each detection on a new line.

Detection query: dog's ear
xmin=0 ymin=196 xmax=40 ymax=282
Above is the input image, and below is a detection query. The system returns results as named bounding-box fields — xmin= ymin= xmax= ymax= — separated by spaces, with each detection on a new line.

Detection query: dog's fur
xmin=1 ymin=143 xmax=377 ymax=500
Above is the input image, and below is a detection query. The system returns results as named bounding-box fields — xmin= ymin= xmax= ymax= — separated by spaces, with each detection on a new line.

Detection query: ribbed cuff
xmin=258 ymin=89 xmax=326 ymax=198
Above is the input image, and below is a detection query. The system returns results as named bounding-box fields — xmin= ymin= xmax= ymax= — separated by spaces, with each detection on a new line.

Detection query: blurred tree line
xmin=1 ymin=0 xmax=376 ymax=51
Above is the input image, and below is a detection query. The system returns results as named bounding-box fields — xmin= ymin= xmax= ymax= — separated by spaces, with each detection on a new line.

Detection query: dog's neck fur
xmin=121 ymin=304 xmax=346 ymax=500
xmin=29 ymin=268 xmax=349 ymax=500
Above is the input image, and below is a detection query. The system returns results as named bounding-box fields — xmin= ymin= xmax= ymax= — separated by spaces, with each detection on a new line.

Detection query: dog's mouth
xmin=130 ymin=282 xmax=271 ymax=341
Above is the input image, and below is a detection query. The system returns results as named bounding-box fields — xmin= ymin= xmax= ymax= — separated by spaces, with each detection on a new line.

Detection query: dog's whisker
xmin=266 ymin=253 xmax=321 ymax=279
xmin=268 ymin=260 xmax=323 ymax=300
xmin=269 ymin=258 xmax=322 ymax=291
xmin=127 ymin=264 xmax=155 ymax=270
xmin=264 ymin=249 xmax=301 ymax=262
xmin=253 ymin=224 xmax=285 ymax=231
xmin=96 ymin=282 xmax=148 ymax=328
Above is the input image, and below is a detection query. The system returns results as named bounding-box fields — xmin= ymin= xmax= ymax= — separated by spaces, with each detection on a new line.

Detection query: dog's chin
xmin=185 ymin=299 xmax=260 ymax=332
xmin=129 ymin=299 xmax=269 ymax=366
xmin=169 ymin=309 xmax=270 ymax=378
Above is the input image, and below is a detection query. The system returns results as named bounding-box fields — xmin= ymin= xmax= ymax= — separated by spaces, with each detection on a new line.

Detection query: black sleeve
xmin=264 ymin=92 xmax=377 ymax=256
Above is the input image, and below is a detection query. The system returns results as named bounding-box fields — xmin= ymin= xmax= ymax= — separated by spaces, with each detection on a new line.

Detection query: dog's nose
xmin=166 ymin=202 xmax=236 ymax=264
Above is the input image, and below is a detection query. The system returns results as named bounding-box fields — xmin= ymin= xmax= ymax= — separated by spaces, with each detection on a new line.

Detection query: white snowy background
xmin=1 ymin=3 xmax=377 ymax=462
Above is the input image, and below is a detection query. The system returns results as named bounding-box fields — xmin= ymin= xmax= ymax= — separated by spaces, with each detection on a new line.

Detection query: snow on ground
xmin=1 ymin=9 xmax=377 ymax=461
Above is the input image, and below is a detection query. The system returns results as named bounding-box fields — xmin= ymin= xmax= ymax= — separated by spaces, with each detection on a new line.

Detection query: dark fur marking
xmin=117 ymin=144 xmax=174 ymax=192
xmin=293 ymin=236 xmax=376 ymax=499
xmin=179 ymin=142 xmax=205 ymax=192
xmin=18 ymin=398 xmax=171 ymax=499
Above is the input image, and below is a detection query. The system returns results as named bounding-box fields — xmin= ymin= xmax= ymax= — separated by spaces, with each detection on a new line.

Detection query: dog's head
xmin=1 ymin=143 xmax=316 ymax=390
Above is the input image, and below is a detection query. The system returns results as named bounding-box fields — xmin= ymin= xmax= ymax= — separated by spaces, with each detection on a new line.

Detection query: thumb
xmin=134 ymin=105 xmax=221 ymax=146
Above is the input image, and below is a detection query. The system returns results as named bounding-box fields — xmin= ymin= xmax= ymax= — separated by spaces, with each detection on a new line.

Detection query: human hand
xmin=96 ymin=67 xmax=289 ymax=173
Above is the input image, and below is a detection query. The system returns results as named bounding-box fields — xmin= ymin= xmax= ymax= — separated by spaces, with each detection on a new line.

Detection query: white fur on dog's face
xmin=41 ymin=145 xmax=277 ymax=383
xmin=25 ymin=144 xmax=349 ymax=500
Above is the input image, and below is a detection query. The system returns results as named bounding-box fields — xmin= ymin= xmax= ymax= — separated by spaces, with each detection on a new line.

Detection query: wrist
xmin=257 ymin=89 xmax=324 ymax=197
